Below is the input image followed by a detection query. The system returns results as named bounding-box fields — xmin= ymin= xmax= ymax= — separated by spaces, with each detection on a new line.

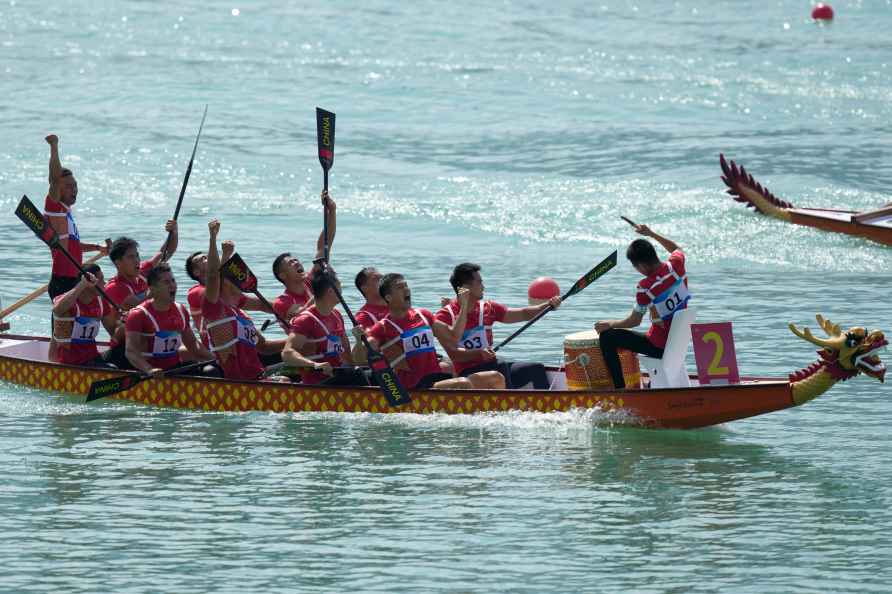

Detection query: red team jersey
xmin=202 ymin=298 xmax=264 ymax=380
xmin=44 ymin=196 xmax=82 ymax=278
xmin=355 ymin=302 xmax=391 ymax=330
xmin=125 ymin=300 xmax=190 ymax=370
xmin=51 ymin=295 xmax=106 ymax=365
xmin=289 ymin=306 xmax=346 ymax=384
xmin=273 ymin=281 xmax=313 ymax=323
xmin=434 ymin=300 xmax=508 ymax=375
xmin=105 ymin=259 xmax=155 ymax=310
xmin=634 ymin=249 xmax=690 ymax=349
xmin=368 ymin=308 xmax=438 ymax=389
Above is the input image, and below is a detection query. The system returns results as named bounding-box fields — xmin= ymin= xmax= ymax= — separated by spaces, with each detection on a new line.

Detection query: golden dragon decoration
xmin=789 ymin=315 xmax=886 ymax=405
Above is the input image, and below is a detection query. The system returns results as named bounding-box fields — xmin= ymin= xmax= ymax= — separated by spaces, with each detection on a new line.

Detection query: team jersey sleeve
xmin=434 ymin=306 xmax=453 ymax=326
xmin=489 ymin=301 xmax=509 ymax=323
xmin=668 ymin=249 xmax=686 ymax=275
xmin=288 ymin=313 xmax=312 ymax=337
xmin=104 ymin=281 xmax=130 ymax=309
xmin=367 ymin=319 xmax=390 ymax=347
xmin=355 ymin=310 xmax=374 ymax=329
xmin=139 ymin=260 xmax=155 ymax=275
xmin=124 ymin=307 xmax=146 ymax=333
xmin=634 ymin=284 xmax=650 ymax=314
xmin=273 ymin=295 xmax=292 ymax=322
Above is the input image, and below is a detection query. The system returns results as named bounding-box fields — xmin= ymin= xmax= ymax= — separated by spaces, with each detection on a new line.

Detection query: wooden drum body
xmin=563 ymin=330 xmax=640 ymax=390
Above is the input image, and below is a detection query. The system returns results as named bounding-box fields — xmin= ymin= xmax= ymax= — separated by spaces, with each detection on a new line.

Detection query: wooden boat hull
xmin=0 ymin=335 xmax=797 ymax=429
xmin=788 ymin=208 xmax=892 ymax=246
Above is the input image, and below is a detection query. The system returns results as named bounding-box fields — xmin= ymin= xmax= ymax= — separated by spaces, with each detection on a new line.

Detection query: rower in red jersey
xmin=282 ymin=269 xmax=368 ymax=386
xmin=595 ymin=224 xmax=689 ymax=389
xmin=49 ymin=264 xmax=117 ymax=367
xmin=353 ymin=274 xmax=504 ymax=390
xmin=102 ymin=227 xmax=178 ymax=369
xmin=433 ymin=263 xmax=561 ymax=390
xmin=353 ymin=267 xmax=390 ymax=330
xmin=43 ymin=134 xmax=109 ymax=299
xmin=185 ymin=241 xmax=272 ymax=344
xmin=124 ymin=263 xmax=211 ymax=375
xmin=201 ymin=220 xmax=287 ymax=380
xmin=271 ymin=190 xmax=336 ymax=322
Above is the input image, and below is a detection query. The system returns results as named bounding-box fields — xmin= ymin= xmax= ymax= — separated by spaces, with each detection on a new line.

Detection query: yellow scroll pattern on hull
xmin=0 ymin=357 xmax=627 ymax=415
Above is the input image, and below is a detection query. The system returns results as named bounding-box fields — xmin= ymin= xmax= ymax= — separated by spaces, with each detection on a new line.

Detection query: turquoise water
xmin=2 ymin=1 xmax=891 ymax=591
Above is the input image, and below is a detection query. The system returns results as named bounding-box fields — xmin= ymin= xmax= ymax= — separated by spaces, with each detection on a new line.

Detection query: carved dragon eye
xmin=845 ymin=330 xmax=865 ymax=348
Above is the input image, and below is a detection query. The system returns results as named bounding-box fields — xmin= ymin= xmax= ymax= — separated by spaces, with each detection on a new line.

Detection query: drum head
xmin=564 ymin=329 xmax=599 ymax=346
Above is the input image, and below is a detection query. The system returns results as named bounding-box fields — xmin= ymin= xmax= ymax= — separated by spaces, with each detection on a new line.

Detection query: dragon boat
xmin=0 ymin=315 xmax=885 ymax=429
xmin=720 ymin=154 xmax=892 ymax=246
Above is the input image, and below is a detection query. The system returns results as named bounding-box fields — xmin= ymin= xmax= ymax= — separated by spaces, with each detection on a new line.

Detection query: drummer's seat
xmin=639 ymin=307 xmax=696 ymax=389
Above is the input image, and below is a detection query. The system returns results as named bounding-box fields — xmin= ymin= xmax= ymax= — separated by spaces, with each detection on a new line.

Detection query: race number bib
xmin=652 ymin=278 xmax=692 ymax=321
xmin=324 ymin=334 xmax=344 ymax=358
xmin=401 ymin=326 xmax=435 ymax=358
xmin=151 ymin=330 xmax=182 ymax=358
xmin=461 ymin=326 xmax=489 ymax=351
xmin=71 ymin=316 xmax=100 ymax=344
xmin=235 ymin=316 xmax=258 ymax=346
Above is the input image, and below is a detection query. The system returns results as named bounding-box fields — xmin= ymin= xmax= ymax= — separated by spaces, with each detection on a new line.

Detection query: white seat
xmin=639 ymin=307 xmax=696 ymax=389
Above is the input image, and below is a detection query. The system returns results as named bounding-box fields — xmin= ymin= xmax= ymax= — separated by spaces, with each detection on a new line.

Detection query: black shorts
xmin=414 ymin=372 xmax=454 ymax=390
xmin=48 ymin=275 xmax=80 ymax=299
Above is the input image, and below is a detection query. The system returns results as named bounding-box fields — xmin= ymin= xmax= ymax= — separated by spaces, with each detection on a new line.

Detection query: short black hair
xmin=146 ymin=263 xmax=172 ymax=287
xmin=378 ymin=273 xmax=404 ymax=301
xmin=185 ymin=251 xmax=204 ymax=283
xmin=60 ymin=168 xmax=73 ymax=178
xmin=355 ymin=266 xmax=377 ymax=295
xmin=310 ymin=269 xmax=339 ymax=298
xmin=626 ymin=239 xmax=659 ymax=267
xmin=272 ymin=252 xmax=291 ymax=284
xmin=450 ymin=262 xmax=480 ymax=294
xmin=81 ymin=263 xmax=102 ymax=278
xmin=109 ymin=237 xmax=139 ymax=263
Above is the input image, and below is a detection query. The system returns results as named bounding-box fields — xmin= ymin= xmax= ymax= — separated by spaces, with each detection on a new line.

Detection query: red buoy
xmin=528 ymin=277 xmax=560 ymax=305
xmin=811 ymin=3 xmax=834 ymax=20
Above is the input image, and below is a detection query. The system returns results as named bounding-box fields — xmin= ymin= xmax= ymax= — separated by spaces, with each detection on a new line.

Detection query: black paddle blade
xmin=86 ymin=374 xmax=143 ymax=402
xmin=15 ymin=195 xmax=56 ymax=246
xmin=316 ymin=107 xmax=335 ymax=171
xmin=367 ymin=350 xmax=411 ymax=407
xmin=221 ymin=253 xmax=258 ymax=293
xmin=565 ymin=250 xmax=618 ymax=299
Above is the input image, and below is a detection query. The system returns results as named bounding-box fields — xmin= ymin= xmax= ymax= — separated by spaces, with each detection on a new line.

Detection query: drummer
xmin=594 ymin=223 xmax=689 ymax=389
xmin=433 ymin=263 xmax=561 ymax=389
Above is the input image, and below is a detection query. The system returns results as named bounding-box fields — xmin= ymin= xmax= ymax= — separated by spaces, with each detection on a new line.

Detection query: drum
xmin=563 ymin=330 xmax=640 ymax=390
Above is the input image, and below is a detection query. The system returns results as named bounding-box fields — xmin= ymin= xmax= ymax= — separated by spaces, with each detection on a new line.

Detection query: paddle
xmin=220 ymin=253 xmax=290 ymax=330
xmin=316 ymin=261 xmax=411 ymax=407
xmin=493 ymin=250 xmax=618 ymax=352
xmin=160 ymin=104 xmax=209 ymax=262
xmin=620 ymin=215 xmax=638 ymax=228
xmin=15 ymin=195 xmax=123 ymax=314
xmin=316 ymin=107 xmax=335 ymax=262
xmin=85 ymin=359 xmax=214 ymax=402
xmin=0 ymin=250 xmax=107 ymax=320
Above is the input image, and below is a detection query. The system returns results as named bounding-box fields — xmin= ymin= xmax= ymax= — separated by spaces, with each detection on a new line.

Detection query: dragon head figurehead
xmin=788 ymin=315 xmax=887 ymax=405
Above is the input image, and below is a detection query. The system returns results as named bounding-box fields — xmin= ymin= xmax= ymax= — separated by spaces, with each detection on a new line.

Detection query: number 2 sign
xmin=691 ymin=322 xmax=740 ymax=385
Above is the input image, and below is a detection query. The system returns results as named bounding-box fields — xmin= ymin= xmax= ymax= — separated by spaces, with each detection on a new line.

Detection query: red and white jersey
xmin=187 ymin=284 xmax=206 ymax=332
xmin=51 ymin=295 xmax=106 ymax=365
xmin=368 ymin=308 xmax=439 ymax=389
xmin=44 ymin=195 xmax=82 ymax=278
xmin=634 ymin=249 xmax=690 ymax=349
xmin=202 ymin=298 xmax=263 ymax=381
xmin=125 ymin=300 xmax=190 ymax=370
xmin=434 ymin=299 xmax=508 ymax=375
xmin=355 ymin=302 xmax=390 ymax=330
xmin=105 ymin=259 xmax=155 ymax=310
xmin=289 ymin=306 xmax=346 ymax=385
xmin=273 ymin=281 xmax=313 ymax=322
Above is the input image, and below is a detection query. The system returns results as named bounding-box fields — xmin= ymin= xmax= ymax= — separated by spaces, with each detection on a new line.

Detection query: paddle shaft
xmin=251 ymin=290 xmax=290 ymax=330
xmin=322 ymin=169 xmax=330 ymax=262
xmin=86 ymin=359 xmax=214 ymax=402
xmin=493 ymin=304 xmax=554 ymax=353
xmin=620 ymin=215 xmax=637 ymax=227
xmin=161 ymin=105 xmax=208 ymax=261
xmin=0 ymin=252 xmax=107 ymax=319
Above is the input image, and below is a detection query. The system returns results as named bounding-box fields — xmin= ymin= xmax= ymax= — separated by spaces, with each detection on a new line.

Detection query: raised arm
xmin=635 ymin=224 xmax=678 ymax=254
xmin=204 ymin=219 xmax=222 ymax=304
xmin=46 ymin=134 xmax=62 ymax=200
xmin=52 ymin=274 xmax=94 ymax=316
xmin=153 ymin=220 xmax=179 ymax=265
xmin=314 ymin=191 xmax=337 ymax=260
